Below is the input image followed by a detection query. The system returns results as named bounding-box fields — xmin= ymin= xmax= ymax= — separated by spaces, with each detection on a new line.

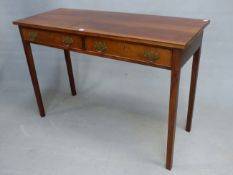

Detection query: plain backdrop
xmin=0 ymin=0 xmax=232 ymax=175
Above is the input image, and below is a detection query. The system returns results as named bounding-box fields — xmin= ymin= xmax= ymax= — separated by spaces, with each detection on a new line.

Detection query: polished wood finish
xmin=166 ymin=49 xmax=181 ymax=170
xmin=19 ymin=27 xmax=45 ymax=117
xmin=85 ymin=37 xmax=172 ymax=68
xmin=13 ymin=8 xmax=209 ymax=170
xmin=64 ymin=50 xmax=77 ymax=96
xmin=186 ymin=47 xmax=201 ymax=132
xmin=21 ymin=28 xmax=82 ymax=50
xmin=180 ymin=32 xmax=203 ymax=67
xmin=13 ymin=8 xmax=209 ymax=49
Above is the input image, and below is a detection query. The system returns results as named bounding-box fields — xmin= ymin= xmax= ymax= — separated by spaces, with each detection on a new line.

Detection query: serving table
xmin=13 ymin=8 xmax=209 ymax=170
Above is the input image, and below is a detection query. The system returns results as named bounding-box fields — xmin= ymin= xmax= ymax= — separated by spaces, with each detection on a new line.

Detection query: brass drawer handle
xmin=94 ymin=41 xmax=107 ymax=53
xmin=144 ymin=50 xmax=160 ymax=63
xmin=28 ymin=31 xmax=38 ymax=42
xmin=63 ymin=36 xmax=73 ymax=47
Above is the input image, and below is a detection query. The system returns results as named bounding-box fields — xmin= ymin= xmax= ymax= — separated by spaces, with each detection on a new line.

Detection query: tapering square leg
xmin=19 ymin=28 xmax=45 ymax=117
xmin=186 ymin=47 xmax=201 ymax=132
xmin=64 ymin=50 xmax=77 ymax=96
xmin=166 ymin=49 xmax=181 ymax=170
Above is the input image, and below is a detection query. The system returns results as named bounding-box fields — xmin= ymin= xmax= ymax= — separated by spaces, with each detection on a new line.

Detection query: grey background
xmin=0 ymin=0 xmax=232 ymax=174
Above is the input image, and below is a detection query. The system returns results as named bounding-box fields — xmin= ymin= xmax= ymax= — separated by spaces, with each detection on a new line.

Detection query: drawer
xmin=85 ymin=37 xmax=172 ymax=68
xmin=21 ymin=28 xmax=82 ymax=50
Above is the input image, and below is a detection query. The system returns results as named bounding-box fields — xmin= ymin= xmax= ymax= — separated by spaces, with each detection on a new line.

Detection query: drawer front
xmin=85 ymin=37 xmax=172 ymax=67
xmin=22 ymin=28 xmax=82 ymax=50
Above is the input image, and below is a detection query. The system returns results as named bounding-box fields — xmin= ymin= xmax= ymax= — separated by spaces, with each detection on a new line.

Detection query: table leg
xmin=64 ymin=50 xmax=77 ymax=96
xmin=186 ymin=47 xmax=201 ymax=132
xmin=20 ymin=30 xmax=45 ymax=117
xmin=166 ymin=49 xmax=181 ymax=170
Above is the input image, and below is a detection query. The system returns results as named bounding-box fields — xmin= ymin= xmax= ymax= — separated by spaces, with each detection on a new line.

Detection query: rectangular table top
xmin=14 ymin=8 xmax=209 ymax=49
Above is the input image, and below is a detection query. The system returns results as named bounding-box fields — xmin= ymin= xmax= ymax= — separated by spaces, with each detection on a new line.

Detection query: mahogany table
xmin=13 ymin=8 xmax=209 ymax=170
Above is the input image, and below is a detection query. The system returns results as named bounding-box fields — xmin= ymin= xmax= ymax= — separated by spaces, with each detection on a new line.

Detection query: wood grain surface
xmin=14 ymin=8 xmax=209 ymax=49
